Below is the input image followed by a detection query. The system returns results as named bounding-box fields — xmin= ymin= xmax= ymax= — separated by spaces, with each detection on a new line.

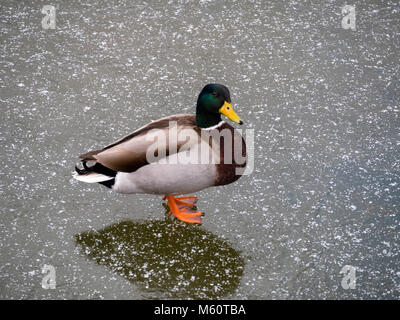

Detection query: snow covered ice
xmin=0 ymin=0 xmax=399 ymax=299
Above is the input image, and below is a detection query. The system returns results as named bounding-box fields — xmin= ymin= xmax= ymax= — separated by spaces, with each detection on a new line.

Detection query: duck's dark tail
xmin=73 ymin=161 xmax=116 ymax=188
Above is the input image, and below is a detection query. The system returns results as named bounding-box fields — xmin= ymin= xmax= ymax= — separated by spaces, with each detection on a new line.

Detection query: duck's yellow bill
xmin=219 ymin=101 xmax=243 ymax=125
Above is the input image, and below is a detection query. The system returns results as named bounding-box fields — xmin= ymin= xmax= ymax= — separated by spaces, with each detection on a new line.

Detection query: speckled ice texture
xmin=1 ymin=0 xmax=399 ymax=299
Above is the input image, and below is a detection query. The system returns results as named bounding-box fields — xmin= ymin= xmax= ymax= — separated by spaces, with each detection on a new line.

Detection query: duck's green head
xmin=196 ymin=84 xmax=243 ymax=129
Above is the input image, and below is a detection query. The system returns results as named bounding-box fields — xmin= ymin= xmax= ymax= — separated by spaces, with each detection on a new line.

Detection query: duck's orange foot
xmin=163 ymin=195 xmax=203 ymax=224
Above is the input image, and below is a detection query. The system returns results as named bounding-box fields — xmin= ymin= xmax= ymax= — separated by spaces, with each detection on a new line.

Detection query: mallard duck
xmin=73 ymin=84 xmax=247 ymax=223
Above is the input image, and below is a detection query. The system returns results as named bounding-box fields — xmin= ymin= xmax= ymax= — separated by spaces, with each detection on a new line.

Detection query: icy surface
xmin=0 ymin=0 xmax=399 ymax=299
xmin=75 ymin=219 xmax=244 ymax=299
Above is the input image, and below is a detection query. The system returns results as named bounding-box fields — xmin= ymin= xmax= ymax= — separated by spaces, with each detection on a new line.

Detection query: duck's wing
xmin=78 ymin=114 xmax=200 ymax=173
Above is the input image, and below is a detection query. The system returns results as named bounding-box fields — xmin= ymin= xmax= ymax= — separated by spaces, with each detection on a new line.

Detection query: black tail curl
xmin=74 ymin=162 xmax=89 ymax=175
xmin=75 ymin=161 xmax=117 ymax=189
xmin=75 ymin=161 xmax=117 ymax=177
xmin=74 ymin=161 xmax=93 ymax=175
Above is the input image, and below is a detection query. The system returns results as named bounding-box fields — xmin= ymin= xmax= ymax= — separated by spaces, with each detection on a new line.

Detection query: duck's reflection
xmin=75 ymin=219 xmax=244 ymax=299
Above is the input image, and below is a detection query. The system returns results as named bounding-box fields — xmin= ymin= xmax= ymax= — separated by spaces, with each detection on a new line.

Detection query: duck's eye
xmin=211 ymin=91 xmax=218 ymax=97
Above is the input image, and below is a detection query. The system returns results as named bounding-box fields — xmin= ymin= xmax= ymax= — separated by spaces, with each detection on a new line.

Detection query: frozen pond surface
xmin=1 ymin=0 xmax=399 ymax=299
